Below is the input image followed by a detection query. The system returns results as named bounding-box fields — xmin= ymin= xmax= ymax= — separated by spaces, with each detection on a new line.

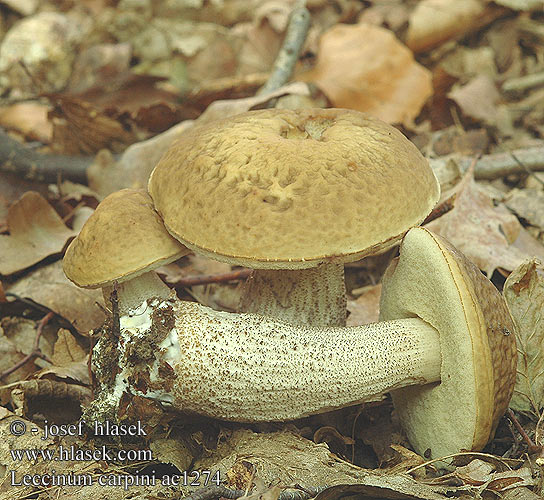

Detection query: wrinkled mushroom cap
xmin=148 ymin=108 xmax=440 ymax=269
xmin=380 ymin=227 xmax=517 ymax=458
xmin=63 ymin=189 xmax=189 ymax=288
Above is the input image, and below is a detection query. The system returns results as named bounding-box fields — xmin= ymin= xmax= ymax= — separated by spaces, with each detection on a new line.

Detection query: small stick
xmin=257 ymin=0 xmax=311 ymax=96
xmin=0 ymin=311 xmax=54 ymax=380
xmin=507 ymin=408 xmax=542 ymax=454
xmin=170 ymin=269 xmax=252 ymax=288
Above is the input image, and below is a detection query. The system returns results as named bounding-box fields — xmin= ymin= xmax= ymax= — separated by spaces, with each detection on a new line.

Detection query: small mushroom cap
xmin=379 ymin=227 xmax=517 ymax=458
xmin=63 ymin=189 xmax=189 ymax=288
xmin=148 ymin=108 xmax=440 ymax=269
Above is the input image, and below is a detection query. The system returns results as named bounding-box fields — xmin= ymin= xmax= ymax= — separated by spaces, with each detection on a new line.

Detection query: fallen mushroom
xmin=100 ymin=228 xmax=516 ymax=458
xmin=63 ymin=188 xmax=189 ymax=314
xmin=148 ymin=108 xmax=440 ymax=327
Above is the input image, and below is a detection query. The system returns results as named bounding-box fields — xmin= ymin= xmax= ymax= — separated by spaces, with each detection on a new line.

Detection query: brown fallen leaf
xmin=0 ymin=101 xmax=52 ymax=143
xmin=347 ymin=284 xmax=381 ymax=326
xmin=302 ymin=23 xmax=432 ymax=126
xmin=0 ymin=192 xmax=75 ymax=275
xmin=426 ymin=169 xmax=538 ymax=276
xmin=37 ymin=329 xmax=90 ymax=385
xmin=505 ymin=188 xmax=544 ymax=235
xmin=48 ymin=94 xmax=136 ymax=155
xmin=406 ymin=0 xmax=497 ymax=53
xmin=7 ymin=261 xmax=105 ymax=333
xmin=504 ymin=260 xmax=544 ymax=416
xmin=448 ymin=75 xmax=501 ymax=124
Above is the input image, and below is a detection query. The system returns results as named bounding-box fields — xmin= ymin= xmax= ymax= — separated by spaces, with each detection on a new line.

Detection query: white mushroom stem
xmin=120 ymin=300 xmax=442 ymax=421
xmin=102 ymin=271 xmax=171 ymax=315
xmin=238 ymin=263 xmax=346 ymax=327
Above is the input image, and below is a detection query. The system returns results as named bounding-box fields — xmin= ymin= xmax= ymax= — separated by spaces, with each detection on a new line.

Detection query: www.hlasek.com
xmin=8 ymin=418 xmax=222 ymax=490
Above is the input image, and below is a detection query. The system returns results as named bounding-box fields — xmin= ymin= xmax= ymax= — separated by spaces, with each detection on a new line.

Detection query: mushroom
xmin=148 ymin=108 xmax=440 ymax=327
xmin=110 ymin=228 xmax=516 ymax=458
xmin=63 ymin=189 xmax=189 ymax=314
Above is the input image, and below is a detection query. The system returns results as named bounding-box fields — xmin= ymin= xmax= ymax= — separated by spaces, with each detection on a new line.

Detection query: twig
xmin=257 ymin=1 xmax=311 ymax=96
xmin=502 ymin=71 xmax=544 ymax=96
xmin=467 ymin=146 xmax=544 ymax=180
xmin=507 ymin=408 xmax=542 ymax=454
xmin=0 ymin=129 xmax=90 ymax=183
xmin=0 ymin=311 xmax=54 ymax=380
xmin=170 ymin=269 xmax=252 ymax=288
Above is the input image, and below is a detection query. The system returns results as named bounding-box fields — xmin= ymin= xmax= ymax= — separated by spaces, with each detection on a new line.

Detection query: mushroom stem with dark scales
xmin=239 ymin=264 xmax=346 ymax=326
xmin=101 ymin=228 xmax=516 ymax=459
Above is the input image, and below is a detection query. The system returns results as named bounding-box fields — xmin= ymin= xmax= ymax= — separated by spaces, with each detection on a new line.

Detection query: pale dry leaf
xmin=51 ymin=328 xmax=86 ymax=365
xmin=505 ymin=188 xmax=544 ymax=232
xmin=8 ymin=261 xmax=105 ymax=333
xmin=406 ymin=0 xmax=487 ymax=53
xmin=197 ymin=81 xmax=310 ymax=124
xmin=302 ymin=23 xmax=432 ymax=125
xmin=448 ymin=75 xmax=501 ymax=124
xmin=0 ymin=102 xmax=52 ymax=142
xmin=493 ymin=0 xmax=544 ymax=10
xmin=346 ymin=284 xmax=381 ymax=326
xmin=426 ymin=170 xmax=533 ymax=276
xmin=454 ymin=459 xmax=495 ymax=485
xmin=0 ymin=191 xmax=75 ymax=275
xmin=195 ymin=429 xmax=449 ymax=499
xmin=41 ymin=328 xmax=89 ymax=385
xmin=504 ymin=260 xmax=544 ymax=415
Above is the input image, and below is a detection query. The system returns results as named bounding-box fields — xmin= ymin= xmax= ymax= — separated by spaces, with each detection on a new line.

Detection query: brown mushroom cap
xmin=63 ymin=189 xmax=189 ymax=288
xmin=379 ymin=227 xmax=517 ymax=458
xmin=148 ymin=108 xmax=440 ymax=269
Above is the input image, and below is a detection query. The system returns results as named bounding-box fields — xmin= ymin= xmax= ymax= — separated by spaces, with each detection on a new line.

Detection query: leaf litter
xmin=0 ymin=1 xmax=543 ymax=499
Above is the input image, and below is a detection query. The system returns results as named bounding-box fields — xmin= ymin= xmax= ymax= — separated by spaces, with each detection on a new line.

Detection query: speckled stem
xmin=238 ymin=264 xmax=346 ymax=326
xmin=102 ymin=271 xmax=171 ymax=314
xmin=150 ymin=301 xmax=442 ymax=421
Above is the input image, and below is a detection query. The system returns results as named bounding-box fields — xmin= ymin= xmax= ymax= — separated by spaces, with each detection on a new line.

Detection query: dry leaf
xmin=0 ymin=192 xmax=75 ymax=275
xmin=197 ymin=81 xmax=311 ymax=124
xmin=303 ymin=23 xmax=432 ymax=125
xmin=48 ymin=95 xmax=136 ymax=155
xmin=0 ymin=102 xmax=52 ymax=143
xmin=448 ymin=75 xmax=501 ymax=124
xmin=8 ymin=261 xmax=105 ymax=333
xmin=505 ymin=188 xmax=544 ymax=233
xmin=196 ymin=429 xmax=449 ymax=500
xmin=493 ymin=0 xmax=544 ymax=9
xmin=406 ymin=0 xmax=487 ymax=53
xmin=87 ymin=120 xmax=194 ymax=197
xmin=51 ymin=328 xmax=86 ymax=365
xmin=504 ymin=260 xmax=544 ymax=415
xmin=426 ymin=170 xmax=534 ymax=276
xmin=347 ymin=284 xmax=381 ymax=326
xmin=44 ymin=327 xmax=89 ymax=384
